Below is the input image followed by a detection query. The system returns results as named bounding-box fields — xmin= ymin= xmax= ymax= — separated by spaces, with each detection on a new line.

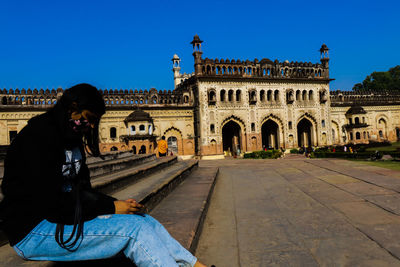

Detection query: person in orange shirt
xmin=158 ymin=136 xmax=168 ymax=157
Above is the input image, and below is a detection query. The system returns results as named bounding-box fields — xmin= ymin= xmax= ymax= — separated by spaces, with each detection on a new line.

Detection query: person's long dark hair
xmin=50 ymin=83 xmax=105 ymax=157
xmin=49 ymin=83 xmax=105 ymax=251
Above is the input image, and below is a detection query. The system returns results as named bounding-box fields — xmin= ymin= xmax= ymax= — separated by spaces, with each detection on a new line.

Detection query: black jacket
xmin=0 ymin=111 xmax=116 ymax=246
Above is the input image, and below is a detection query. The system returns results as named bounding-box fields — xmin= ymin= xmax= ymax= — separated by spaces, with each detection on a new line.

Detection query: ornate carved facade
xmin=1 ymin=35 xmax=399 ymax=157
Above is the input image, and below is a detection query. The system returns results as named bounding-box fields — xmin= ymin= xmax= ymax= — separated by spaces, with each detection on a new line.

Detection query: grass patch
xmin=347 ymin=159 xmax=400 ymax=171
xmin=365 ymin=141 xmax=400 ymax=152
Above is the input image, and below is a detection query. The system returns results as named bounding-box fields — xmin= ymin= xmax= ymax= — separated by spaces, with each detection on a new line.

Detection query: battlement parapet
xmin=0 ymin=87 xmax=193 ymax=108
xmin=196 ymin=57 xmax=328 ymax=80
xmin=330 ymin=90 xmax=400 ymax=106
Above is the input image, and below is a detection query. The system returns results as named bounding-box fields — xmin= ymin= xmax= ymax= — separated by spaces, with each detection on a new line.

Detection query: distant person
xmin=157 ymin=136 xmax=168 ymax=157
xmin=0 ymin=84 xmax=206 ymax=267
xmin=344 ymin=145 xmax=347 ymax=152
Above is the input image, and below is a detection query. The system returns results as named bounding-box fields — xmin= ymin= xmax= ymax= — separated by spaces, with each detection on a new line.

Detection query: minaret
xmin=172 ymin=54 xmax=181 ymax=89
xmin=190 ymin=34 xmax=203 ymax=75
xmin=320 ymin=44 xmax=329 ymax=78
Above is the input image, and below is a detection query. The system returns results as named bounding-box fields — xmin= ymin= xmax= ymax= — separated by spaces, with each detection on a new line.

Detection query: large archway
xmin=222 ymin=121 xmax=241 ymax=154
xmin=297 ymin=118 xmax=313 ymax=148
xmin=261 ymin=120 xmax=279 ymax=149
xmin=167 ymin=136 xmax=178 ymax=155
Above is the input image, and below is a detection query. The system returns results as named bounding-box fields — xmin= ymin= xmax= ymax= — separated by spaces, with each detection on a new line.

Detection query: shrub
xmin=290 ymin=148 xmax=299 ymax=154
xmin=244 ymin=150 xmax=282 ymax=159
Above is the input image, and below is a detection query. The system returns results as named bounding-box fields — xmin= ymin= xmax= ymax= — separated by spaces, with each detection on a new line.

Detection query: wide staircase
xmin=0 ymin=151 xmax=219 ymax=266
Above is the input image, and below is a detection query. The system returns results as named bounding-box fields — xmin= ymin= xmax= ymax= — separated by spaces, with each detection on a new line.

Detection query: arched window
xmin=209 ymin=91 xmax=216 ymax=101
xmin=296 ymin=90 xmax=300 ymax=101
xmin=220 ymin=90 xmax=226 ymax=102
xmin=251 ymin=123 xmax=255 ymax=132
xmin=363 ymin=131 xmax=366 ymax=139
xmin=110 ymin=146 xmax=118 ymax=151
xmin=356 ymin=132 xmax=361 ymax=140
xmin=132 ymin=146 xmax=137 ymax=154
xmin=274 ymin=90 xmax=279 ymax=101
xmin=322 ymin=120 xmax=325 ymax=128
xmin=267 ymin=90 xmax=272 ymax=101
xmin=249 ymin=91 xmax=257 ymax=104
xmin=131 ymin=125 xmax=136 ymax=135
xmin=355 ymin=117 xmax=360 ymax=124
xmin=309 ymin=91 xmax=313 ymax=100
xmin=210 ymin=124 xmax=215 ymax=134
xmin=350 ymin=132 xmax=353 ymax=140
xmin=236 ymin=90 xmax=241 ymax=102
xmin=379 ymin=130 xmax=383 ymax=138
xmin=260 ymin=90 xmax=265 ymax=101
xmin=110 ymin=127 xmax=117 ymax=139
xmin=139 ymin=125 xmax=145 ymax=132
xmin=228 ymin=90 xmax=234 ymax=102
xmin=139 ymin=145 xmax=146 ymax=154
xmin=184 ymin=95 xmax=189 ymax=103
xmin=302 ymin=90 xmax=307 ymax=101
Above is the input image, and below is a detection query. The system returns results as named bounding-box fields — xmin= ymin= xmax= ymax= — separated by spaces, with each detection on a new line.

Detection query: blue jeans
xmin=13 ymin=214 xmax=197 ymax=267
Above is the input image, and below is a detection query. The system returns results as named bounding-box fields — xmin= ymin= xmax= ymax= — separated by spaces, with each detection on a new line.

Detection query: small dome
xmin=320 ymin=44 xmax=329 ymax=52
xmin=125 ymin=109 xmax=153 ymax=123
xmin=190 ymin=34 xmax=203 ymax=44
xmin=172 ymin=54 xmax=180 ymax=60
xmin=346 ymin=106 xmax=367 ymax=115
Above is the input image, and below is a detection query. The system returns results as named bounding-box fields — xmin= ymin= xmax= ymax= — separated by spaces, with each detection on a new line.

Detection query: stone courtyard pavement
xmin=195 ymin=157 xmax=400 ymax=267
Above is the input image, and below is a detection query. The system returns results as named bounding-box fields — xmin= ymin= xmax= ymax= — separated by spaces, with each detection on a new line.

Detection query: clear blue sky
xmin=1 ymin=0 xmax=399 ymax=91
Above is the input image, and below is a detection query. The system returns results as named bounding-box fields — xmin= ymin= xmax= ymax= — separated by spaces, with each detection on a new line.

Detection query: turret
xmin=190 ymin=34 xmax=203 ymax=75
xmin=320 ymin=44 xmax=329 ymax=77
xmin=172 ymin=54 xmax=181 ymax=88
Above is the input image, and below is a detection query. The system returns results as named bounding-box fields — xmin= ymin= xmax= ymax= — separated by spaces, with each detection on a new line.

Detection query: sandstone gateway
xmin=1 ymin=35 xmax=400 ymax=157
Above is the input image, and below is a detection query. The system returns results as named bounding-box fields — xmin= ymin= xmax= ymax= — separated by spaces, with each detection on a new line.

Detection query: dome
xmin=346 ymin=106 xmax=367 ymax=115
xmin=320 ymin=44 xmax=329 ymax=52
xmin=125 ymin=109 xmax=153 ymax=123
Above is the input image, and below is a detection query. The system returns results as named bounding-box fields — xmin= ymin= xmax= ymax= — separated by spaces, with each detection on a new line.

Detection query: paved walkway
xmin=196 ymin=158 xmax=400 ymax=267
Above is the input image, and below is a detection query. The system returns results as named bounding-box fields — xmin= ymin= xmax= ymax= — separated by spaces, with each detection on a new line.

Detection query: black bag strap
xmin=56 ymin=158 xmax=84 ymax=252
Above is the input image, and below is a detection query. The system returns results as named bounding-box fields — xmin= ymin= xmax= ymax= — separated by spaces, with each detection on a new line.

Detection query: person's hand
xmin=114 ymin=199 xmax=144 ymax=214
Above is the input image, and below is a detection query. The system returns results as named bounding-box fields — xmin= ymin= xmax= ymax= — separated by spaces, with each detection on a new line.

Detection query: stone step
xmin=150 ymin=167 xmax=219 ymax=254
xmin=0 ymin=159 xmax=200 ymax=266
xmin=88 ymin=153 xmax=156 ymax=178
xmin=92 ymin=156 xmax=178 ymax=195
xmin=86 ymin=150 xmax=137 ymax=164
xmin=111 ymin=159 xmax=199 ymax=211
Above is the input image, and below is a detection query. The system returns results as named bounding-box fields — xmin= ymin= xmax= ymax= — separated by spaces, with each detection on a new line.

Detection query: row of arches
xmin=104 ymin=95 xmax=189 ymax=105
xmin=208 ymin=89 xmax=282 ymax=104
xmin=1 ymin=96 xmax=57 ymax=105
xmin=220 ymin=117 xmax=315 ymax=154
xmin=201 ymin=65 xmax=325 ymax=78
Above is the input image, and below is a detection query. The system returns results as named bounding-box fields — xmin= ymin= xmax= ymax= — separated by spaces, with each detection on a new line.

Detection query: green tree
xmin=352 ymin=65 xmax=400 ymax=92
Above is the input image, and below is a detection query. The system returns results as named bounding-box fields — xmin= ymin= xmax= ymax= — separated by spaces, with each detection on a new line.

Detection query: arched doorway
xmin=167 ymin=136 xmax=178 ymax=155
xmin=222 ymin=121 xmax=241 ymax=154
xmin=378 ymin=118 xmax=387 ymax=140
xmin=261 ymin=120 xmax=279 ymax=149
xmin=297 ymin=118 xmax=313 ymax=148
